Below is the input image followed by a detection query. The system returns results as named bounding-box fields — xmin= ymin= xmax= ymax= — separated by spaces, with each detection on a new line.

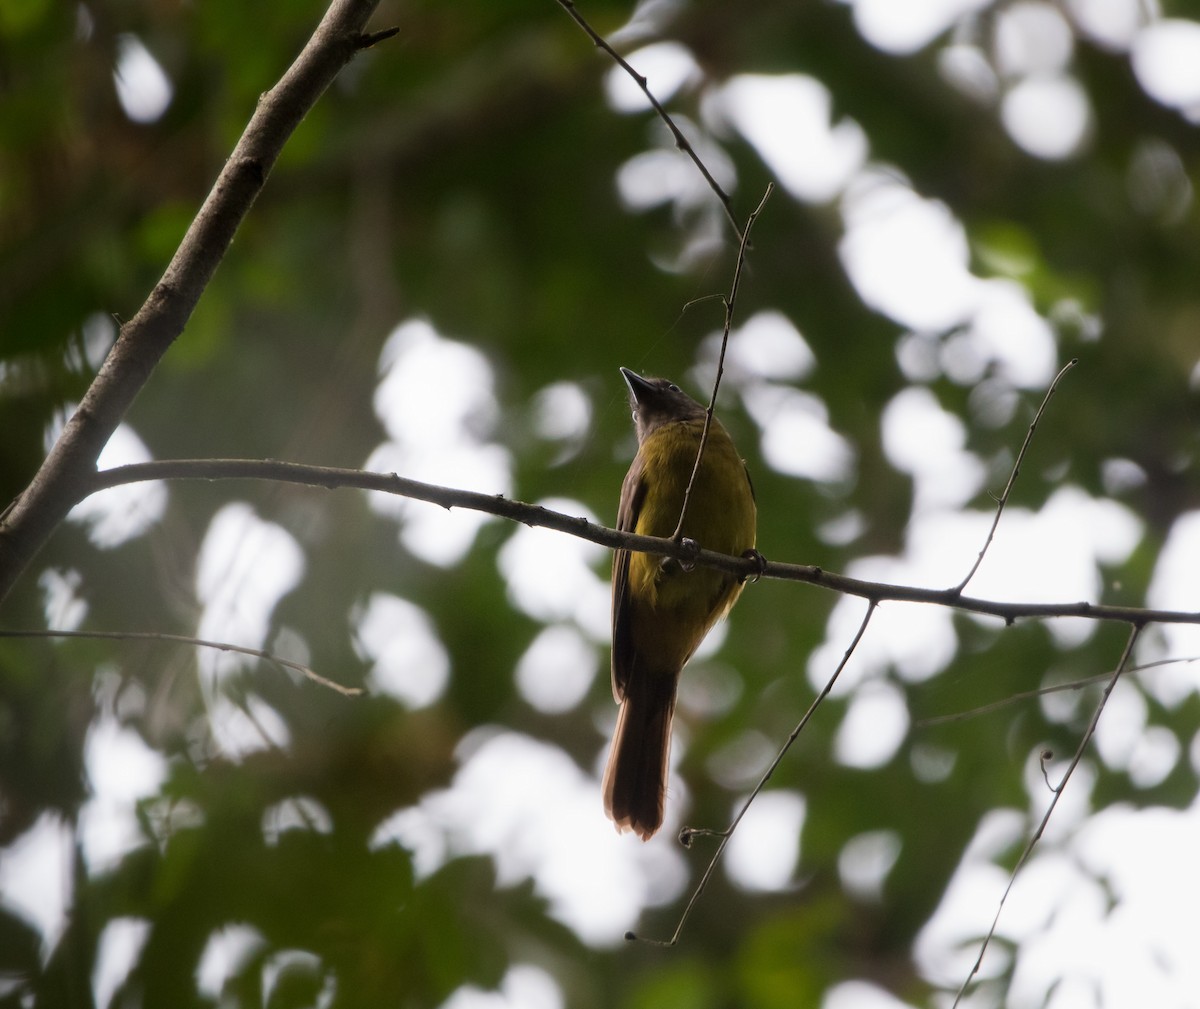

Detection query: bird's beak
xmin=620 ymin=367 xmax=654 ymax=403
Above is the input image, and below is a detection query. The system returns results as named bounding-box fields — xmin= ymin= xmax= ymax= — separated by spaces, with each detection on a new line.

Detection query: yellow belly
xmin=627 ymin=419 xmax=756 ymax=672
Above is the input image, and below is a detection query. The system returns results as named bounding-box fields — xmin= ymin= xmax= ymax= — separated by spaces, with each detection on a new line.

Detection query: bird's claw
xmin=661 ymin=537 xmax=700 ymax=575
xmin=739 ymin=548 xmax=767 ymax=583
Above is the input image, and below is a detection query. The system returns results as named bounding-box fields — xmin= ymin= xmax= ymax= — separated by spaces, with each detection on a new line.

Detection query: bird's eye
xmin=667 ymin=383 xmax=681 ymax=393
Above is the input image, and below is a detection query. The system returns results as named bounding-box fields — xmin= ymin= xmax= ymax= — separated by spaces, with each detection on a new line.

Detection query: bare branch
xmin=629 ymin=600 xmax=877 ymax=947
xmin=83 ymin=458 xmax=1200 ymax=628
xmin=0 ymin=628 xmax=363 ymax=697
xmin=672 ymin=183 xmax=773 ymax=542
xmin=0 ymin=0 xmax=386 ymax=606
xmin=554 ymin=0 xmax=744 ymax=243
xmin=953 ymin=358 xmax=1078 ymax=595
xmin=950 ymin=624 xmax=1141 ymax=1007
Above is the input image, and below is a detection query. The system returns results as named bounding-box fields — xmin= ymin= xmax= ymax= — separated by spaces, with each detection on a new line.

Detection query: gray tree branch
xmin=0 ymin=0 xmax=388 ymax=605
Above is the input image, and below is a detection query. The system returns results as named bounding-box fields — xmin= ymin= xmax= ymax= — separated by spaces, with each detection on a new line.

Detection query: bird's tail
xmin=602 ymin=671 xmax=678 ymax=840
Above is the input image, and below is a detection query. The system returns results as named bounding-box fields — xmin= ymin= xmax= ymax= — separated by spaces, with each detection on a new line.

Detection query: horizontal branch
xmin=87 ymin=458 xmax=1200 ymax=628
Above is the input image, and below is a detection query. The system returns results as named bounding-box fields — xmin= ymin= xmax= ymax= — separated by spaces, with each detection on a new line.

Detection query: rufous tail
xmin=602 ymin=671 xmax=678 ymax=840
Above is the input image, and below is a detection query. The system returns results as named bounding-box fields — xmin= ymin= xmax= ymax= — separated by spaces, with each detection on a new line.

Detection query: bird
xmin=603 ymin=367 xmax=757 ymax=840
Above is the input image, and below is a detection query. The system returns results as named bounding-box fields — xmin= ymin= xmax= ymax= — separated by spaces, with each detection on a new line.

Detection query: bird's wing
xmin=610 ymin=453 xmax=647 ymax=701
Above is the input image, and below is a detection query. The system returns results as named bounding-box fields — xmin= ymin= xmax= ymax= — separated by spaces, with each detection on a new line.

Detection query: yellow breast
xmin=626 ymin=418 xmax=756 ymax=668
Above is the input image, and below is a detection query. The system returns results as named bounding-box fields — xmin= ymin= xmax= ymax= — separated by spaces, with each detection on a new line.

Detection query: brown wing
xmin=610 ymin=452 xmax=647 ymax=701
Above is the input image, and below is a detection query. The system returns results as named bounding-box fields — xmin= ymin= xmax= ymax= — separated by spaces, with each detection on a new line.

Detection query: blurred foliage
xmin=3 ymin=0 xmax=1200 ymax=1007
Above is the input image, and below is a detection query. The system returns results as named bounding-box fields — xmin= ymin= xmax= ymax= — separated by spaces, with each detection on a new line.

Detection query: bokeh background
xmin=4 ymin=0 xmax=1200 ymax=1006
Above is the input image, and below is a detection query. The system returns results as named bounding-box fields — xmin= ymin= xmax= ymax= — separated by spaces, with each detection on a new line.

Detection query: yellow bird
xmin=603 ymin=368 xmax=757 ymax=839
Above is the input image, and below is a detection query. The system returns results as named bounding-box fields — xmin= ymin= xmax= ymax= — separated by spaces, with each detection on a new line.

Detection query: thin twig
xmin=81 ymin=458 xmax=1200 ymax=629
xmin=915 ymin=674 xmax=1109 ymax=728
xmin=554 ymin=0 xmax=744 ymax=243
xmin=0 ymin=627 xmax=363 ymax=697
xmin=914 ymin=656 xmax=1199 ymax=729
xmin=671 ymin=183 xmax=773 ymax=542
xmin=629 ymin=600 xmax=877 ymax=947
xmin=952 ymin=358 xmax=1078 ymax=595
xmin=950 ymin=623 xmax=1140 ymax=1007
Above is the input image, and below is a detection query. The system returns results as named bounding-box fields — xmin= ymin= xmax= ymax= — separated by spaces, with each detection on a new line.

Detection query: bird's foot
xmin=739 ymin=548 xmax=767 ymax=584
xmin=660 ymin=537 xmax=700 ymax=575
